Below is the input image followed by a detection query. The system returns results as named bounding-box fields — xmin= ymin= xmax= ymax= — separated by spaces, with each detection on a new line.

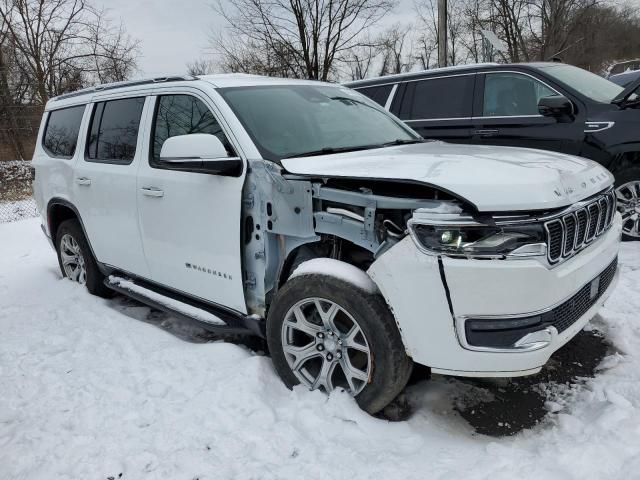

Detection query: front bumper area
xmin=367 ymin=214 xmax=622 ymax=378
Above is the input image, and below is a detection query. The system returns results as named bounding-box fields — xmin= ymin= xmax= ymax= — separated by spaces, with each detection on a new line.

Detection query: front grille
xmin=542 ymin=257 xmax=618 ymax=333
xmin=545 ymin=190 xmax=616 ymax=264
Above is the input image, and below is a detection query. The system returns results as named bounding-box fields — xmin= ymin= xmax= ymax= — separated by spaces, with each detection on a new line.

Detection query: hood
xmin=281 ymin=142 xmax=614 ymax=212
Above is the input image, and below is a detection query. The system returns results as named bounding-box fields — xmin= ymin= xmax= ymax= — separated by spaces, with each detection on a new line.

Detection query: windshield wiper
xmin=381 ymin=138 xmax=425 ymax=147
xmin=283 ymin=144 xmax=379 ymax=159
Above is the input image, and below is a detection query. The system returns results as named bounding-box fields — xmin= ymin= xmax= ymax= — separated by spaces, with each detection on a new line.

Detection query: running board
xmin=104 ymin=275 xmax=265 ymax=338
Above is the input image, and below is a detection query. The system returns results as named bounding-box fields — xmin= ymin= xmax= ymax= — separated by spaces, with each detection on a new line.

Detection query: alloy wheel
xmin=60 ymin=233 xmax=87 ymax=285
xmin=616 ymin=181 xmax=640 ymax=239
xmin=281 ymin=297 xmax=372 ymax=395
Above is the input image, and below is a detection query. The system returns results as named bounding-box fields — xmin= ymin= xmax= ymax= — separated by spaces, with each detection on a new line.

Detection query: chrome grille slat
xmin=545 ymin=190 xmax=616 ymax=265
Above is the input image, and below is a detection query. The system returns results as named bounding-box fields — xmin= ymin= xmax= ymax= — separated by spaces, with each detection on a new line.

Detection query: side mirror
xmin=538 ymin=95 xmax=574 ymax=120
xmin=159 ymin=133 xmax=242 ymax=176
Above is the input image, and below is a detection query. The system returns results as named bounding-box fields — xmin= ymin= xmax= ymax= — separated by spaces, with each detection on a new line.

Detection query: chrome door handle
xmin=141 ymin=187 xmax=164 ymax=198
xmin=475 ymin=129 xmax=499 ymax=137
xmin=75 ymin=177 xmax=92 ymax=186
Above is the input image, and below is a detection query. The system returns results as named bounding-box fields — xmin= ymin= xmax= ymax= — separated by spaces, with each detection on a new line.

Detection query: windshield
xmin=539 ymin=64 xmax=624 ymax=103
xmin=218 ymin=84 xmax=418 ymax=161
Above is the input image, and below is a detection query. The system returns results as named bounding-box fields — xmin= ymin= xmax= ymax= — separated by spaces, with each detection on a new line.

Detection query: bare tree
xmin=187 ymin=58 xmax=216 ymax=76
xmin=0 ymin=0 xmax=139 ymax=104
xmin=342 ymin=39 xmax=378 ymax=80
xmin=212 ymin=0 xmax=396 ymax=81
xmin=377 ymin=24 xmax=413 ymax=75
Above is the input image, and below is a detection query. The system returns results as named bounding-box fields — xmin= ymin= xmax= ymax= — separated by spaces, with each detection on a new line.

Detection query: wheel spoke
xmin=60 ymin=251 xmax=76 ymax=266
xmin=311 ymin=358 xmax=336 ymax=391
xmin=288 ymin=306 xmax=322 ymax=336
xmin=283 ymin=342 xmax=320 ymax=371
xmin=344 ymin=326 xmax=370 ymax=353
xmin=314 ymin=299 xmax=339 ymax=331
xmin=338 ymin=358 xmax=369 ymax=393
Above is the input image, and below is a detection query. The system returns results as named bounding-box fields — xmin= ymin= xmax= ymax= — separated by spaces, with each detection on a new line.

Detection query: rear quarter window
xmin=355 ymin=84 xmax=394 ymax=107
xmin=42 ymin=105 xmax=86 ymax=159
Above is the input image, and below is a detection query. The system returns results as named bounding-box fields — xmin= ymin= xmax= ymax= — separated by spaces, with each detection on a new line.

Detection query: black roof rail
xmin=51 ymin=75 xmax=197 ymax=102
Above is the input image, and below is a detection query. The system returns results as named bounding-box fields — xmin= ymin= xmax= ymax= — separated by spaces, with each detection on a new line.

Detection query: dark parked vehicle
xmin=345 ymin=62 xmax=640 ymax=240
xmin=610 ymin=70 xmax=640 ymax=87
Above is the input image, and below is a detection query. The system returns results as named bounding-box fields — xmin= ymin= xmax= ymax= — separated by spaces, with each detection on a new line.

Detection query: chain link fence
xmin=0 ymin=160 xmax=39 ymax=223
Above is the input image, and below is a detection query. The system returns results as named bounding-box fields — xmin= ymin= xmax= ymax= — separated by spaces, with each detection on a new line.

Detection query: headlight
xmin=408 ymin=215 xmax=546 ymax=258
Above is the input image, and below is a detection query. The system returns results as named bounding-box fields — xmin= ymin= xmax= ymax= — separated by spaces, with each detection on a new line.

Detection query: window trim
xmin=148 ymin=93 xmax=236 ymax=171
xmin=83 ymin=96 xmax=146 ymax=165
xmin=41 ymin=104 xmax=87 ymax=160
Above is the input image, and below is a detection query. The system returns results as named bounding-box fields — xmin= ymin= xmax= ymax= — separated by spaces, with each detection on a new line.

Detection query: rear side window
xmin=150 ymin=94 xmax=233 ymax=165
xmin=400 ymin=75 xmax=474 ymax=120
xmin=86 ymin=97 xmax=145 ymax=164
xmin=43 ymin=105 xmax=85 ymax=158
xmin=356 ymin=84 xmax=394 ymax=107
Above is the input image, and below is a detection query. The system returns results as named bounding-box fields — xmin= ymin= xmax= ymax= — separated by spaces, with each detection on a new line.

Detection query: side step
xmin=105 ymin=275 xmax=265 ymax=338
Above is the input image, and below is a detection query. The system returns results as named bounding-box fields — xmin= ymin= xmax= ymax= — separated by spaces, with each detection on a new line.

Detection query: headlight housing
xmin=408 ymin=213 xmax=546 ymax=258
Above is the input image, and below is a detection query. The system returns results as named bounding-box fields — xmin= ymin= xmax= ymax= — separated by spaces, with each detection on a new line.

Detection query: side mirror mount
xmin=159 ymin=133 xmax=242 ymax=176
xmin=538 ymin=95 xmax=574 ymax=121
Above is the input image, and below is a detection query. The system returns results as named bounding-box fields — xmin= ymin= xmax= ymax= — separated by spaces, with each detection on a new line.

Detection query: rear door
xmin=391 ymin=74 xmax=476 ymax=143
xmin=73 ymin=95 xmax=151 ymax=277
xmin=136 ymin=88 xmax=247 ymax=313
xmin=472 ymin=71 xmax=584 ymax=155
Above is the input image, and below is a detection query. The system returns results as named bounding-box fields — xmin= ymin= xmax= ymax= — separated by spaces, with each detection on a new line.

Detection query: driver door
xmin=473 ymin=71 xmax=584 ymax=156
xmin=136 ymin=89 xmax=248 ymax=313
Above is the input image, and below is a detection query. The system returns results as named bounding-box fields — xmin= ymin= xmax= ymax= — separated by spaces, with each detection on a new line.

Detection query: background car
xmin=609 ymin=69 xmax=640 ymax=87
xmin=346 ymin=62 xmax=640 ymax=240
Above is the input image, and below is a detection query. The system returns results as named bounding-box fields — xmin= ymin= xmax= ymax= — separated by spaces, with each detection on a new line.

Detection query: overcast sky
xmin=104 ymin=0 xmax=414 ymax=77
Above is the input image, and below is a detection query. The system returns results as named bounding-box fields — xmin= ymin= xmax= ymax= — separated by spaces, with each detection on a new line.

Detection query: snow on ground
xmin=1 ymin=218 xmax=640 ymax=480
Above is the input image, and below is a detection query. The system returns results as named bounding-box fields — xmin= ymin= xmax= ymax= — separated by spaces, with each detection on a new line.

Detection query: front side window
xmin=151 ymin=95 xmax=233 ymax=165
xmin=356 ymin=84 xmax=394 ymax=107
xmin=43 ymin=105 xmax=85 ymax=158
xmin=401 ymin=76 xmax=474 ymax=120
xmin=218 ymin=85 xmax=417 ymax=161
xmin=483 ymin=73 xmax=556 ymax=117
xmin=86 ymin=97 xmax=145 ymax=164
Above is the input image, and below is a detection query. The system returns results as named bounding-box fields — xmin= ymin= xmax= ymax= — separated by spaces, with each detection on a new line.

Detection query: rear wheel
xmin=614 ymin=167 xmax=640 ymax=241
xmin=267 ymin=272 xmax=413 ymax=414
xmin=55 ymin=219 xmax=113 ymax=298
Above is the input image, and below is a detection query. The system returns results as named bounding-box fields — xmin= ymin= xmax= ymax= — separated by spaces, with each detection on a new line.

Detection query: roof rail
xmin=51 ymin=75 xmax=197 ymax=102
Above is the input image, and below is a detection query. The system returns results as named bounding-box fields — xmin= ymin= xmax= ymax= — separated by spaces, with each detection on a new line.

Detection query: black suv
xmin=346 ymin=62 xmax=640 ymax=240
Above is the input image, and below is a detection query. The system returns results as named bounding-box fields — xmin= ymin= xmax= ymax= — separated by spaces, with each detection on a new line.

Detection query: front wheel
xmin=615 ymin=167 xmax=640 ymax=241
xmin=267 ymin=272 xmax=413 ymax=414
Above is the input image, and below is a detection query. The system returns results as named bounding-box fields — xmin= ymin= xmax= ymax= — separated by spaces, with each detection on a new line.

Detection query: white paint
xmin=108 ymin=276 xmax=226 ymax=326
xmin=282 ymin=141 xmax=615 ymax=212
xmin=291 ymin=258 xmax=378 ymax=294
xmin=368 ymin=216 xmax=621 ymax=375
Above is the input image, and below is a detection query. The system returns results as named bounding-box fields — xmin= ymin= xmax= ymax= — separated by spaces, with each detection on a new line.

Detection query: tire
xmin=267 ymin=273 xmax=413 ymax=414
xmin=614 ymin=167 xmax=640 ymax=241
xmin=55 ymin=219 xmax=113 ymax=298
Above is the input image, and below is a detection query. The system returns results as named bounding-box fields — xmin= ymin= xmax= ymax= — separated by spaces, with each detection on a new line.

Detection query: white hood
xmin=281 ymin=142 xmax=614 ymax=212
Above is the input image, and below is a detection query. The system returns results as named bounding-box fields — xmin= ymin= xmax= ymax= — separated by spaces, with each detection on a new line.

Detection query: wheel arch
xmin=47 ymin=198 xmax=104 ymax=270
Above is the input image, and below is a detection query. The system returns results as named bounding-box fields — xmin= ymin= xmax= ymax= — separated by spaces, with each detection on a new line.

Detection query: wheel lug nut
xmin=336 ymin=351 xmax=342 ymax=359
xmin=326 ymin=353 xmax=333 ymax=361
xmin=317 ymin=344 xmax=324 ymax=351
xmin=328 ymin=331 xmax=334 ymax=336
xmin=317 ymin=332 xmax=324 ymax=339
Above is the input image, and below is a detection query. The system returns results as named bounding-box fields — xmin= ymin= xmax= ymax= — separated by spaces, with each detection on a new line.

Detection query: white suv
xmin=33 ymin=74 xmax=621 ymax=414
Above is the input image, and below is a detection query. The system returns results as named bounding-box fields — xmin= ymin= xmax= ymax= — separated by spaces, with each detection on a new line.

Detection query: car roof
xmin=344 ymin=62 xmax=562 ymax=88
xmin=46 ymin=73 xmax=336 ymax=109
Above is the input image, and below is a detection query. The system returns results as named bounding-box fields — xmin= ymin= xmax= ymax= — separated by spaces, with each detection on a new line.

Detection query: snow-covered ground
xmin=1 ymin=218 xmax=639 ymax=479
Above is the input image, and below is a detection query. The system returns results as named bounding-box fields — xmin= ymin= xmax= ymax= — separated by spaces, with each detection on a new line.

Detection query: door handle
xmin=75 ymin=177 xmax=92 ymax=186
xmin=141 ymin=187 xmax=164 ymax=198
xmin=475 ymin=129 xmax=499 ymax=137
